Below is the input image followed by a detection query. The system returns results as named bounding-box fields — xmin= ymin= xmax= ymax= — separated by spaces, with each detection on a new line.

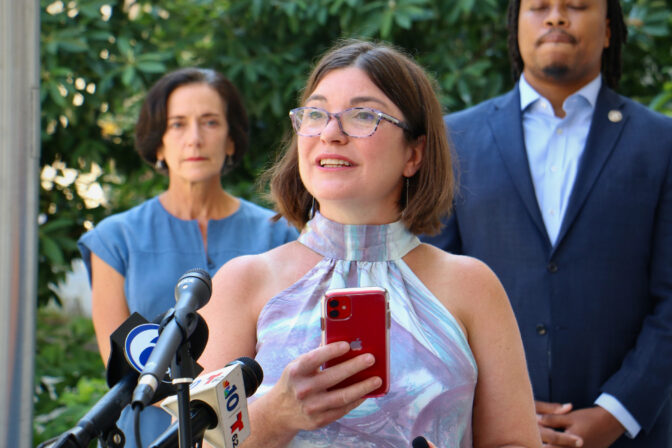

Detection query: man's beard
xmin=542 ymin=63 xmax=570 ymax=80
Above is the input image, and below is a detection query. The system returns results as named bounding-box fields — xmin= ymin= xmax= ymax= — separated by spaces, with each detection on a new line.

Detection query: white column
xmin=0 ymin=0 xmax=40 ymax=446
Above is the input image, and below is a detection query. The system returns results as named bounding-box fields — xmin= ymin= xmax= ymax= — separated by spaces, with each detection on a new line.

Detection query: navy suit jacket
xmin=423 ymin=86 xmax=672 ymax=446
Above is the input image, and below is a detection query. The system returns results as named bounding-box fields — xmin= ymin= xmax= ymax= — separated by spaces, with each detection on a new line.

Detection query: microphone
xmin=412 ymin=436 xmax=431 ymax=448
xmin=149 ymin=357 xmax=264 ymax=448
xmin=132 ymin=268 xmax=212 ymax=408
xmin=37 ymin=311 xmax=206 ymax=448
xmin=38 ymin=374 xmax=136 ymax=448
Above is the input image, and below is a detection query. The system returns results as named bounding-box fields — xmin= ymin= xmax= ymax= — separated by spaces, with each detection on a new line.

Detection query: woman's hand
xmin=270 ymin=341 xmax=382 ymax=430
xmin=245 ymin=341 xmax=382 ymax=447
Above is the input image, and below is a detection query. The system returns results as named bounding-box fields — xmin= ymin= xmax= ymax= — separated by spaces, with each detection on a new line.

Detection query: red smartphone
xmin=321 ymin=286 xmax=390 ymax=397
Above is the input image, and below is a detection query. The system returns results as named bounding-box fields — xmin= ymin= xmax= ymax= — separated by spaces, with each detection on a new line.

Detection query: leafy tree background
xmin=36 ymin=0 xmax=671 ymax=443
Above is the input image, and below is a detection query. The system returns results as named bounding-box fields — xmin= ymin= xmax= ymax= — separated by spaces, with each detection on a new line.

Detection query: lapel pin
xmin=608 ymin=110 xmax=623 ymax=123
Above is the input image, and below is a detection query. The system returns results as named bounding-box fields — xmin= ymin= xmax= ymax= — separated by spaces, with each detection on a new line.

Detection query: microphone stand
xmin=41 ymin=310 xmax=207 ymax=448
xmin=36 ymin=374 xmax=134 ymax=448
xmin=171 ymin=341 xmax=200 ymax=448
xmin=151 ymin=304 xmax=203 ymax=448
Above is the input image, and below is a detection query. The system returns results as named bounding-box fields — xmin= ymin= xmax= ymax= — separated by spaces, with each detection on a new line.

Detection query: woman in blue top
xmin=78 ymin=67 xmax=298 ymax=447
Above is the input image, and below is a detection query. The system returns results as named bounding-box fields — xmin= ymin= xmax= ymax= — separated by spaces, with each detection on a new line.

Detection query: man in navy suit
xmin=423 ymin=0 xmax=672 ymax=446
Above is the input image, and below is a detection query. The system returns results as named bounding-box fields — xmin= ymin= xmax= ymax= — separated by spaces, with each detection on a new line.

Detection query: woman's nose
xmin=186 ymin=122 xmax=202 ymax=145
xmin=319 ymin=115 xmax=347 ymax=143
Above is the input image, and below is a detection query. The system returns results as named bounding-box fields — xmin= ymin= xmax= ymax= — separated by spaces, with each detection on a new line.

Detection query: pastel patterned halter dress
xmin=253 ymin=212 xmax=477 ymax=447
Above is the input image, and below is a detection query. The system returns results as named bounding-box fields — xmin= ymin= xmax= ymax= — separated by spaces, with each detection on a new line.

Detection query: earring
xmin=402 ymin=177 xmax=410 ymax=218
xmin=155 ymin=159 xmax=167 ymax=170
xmin=309 ymin=196 xmax=316 ymax=219
xmin=406 ymin=177 xmax=410 ymax=207
xmin=225 ymin=154 xmax=234 ymax=167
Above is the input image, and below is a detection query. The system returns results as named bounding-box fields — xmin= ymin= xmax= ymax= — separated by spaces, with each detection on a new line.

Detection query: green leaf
xmin=395 ymin=13 xmax=413 ymax=29
xmin=40 ymin=219 xmax=76 ymax=233
xmin=380 ymin=10 xmax=395 ymax=38
xmin=137 ymin=52 xmax=173 ymax=62
xmin=121 ymin=65 xmax=136 ymax=86
xmin=642 ymin=25 xmax=669 ymax=37
xmin=87 ymin=30 xmax=114 ymax=41
xmin=47 ymin=82 xmax=68 ymax=107
xmin=57 ymin=39 xmax=89 ymax=53
xmin=45 ymin=40 xmax=59 ymax=55
xmin=40 ymin=235 xmax=65 ymax=265
xmin=117 ymin=36 xmax=133 ymax=56
xmin=244 ymin=63 xmax=259 ymax=83
xmin=649 ymin=87 xmax=672 ymax=113
xmin=137 ymin=61 xmax=167 ymax=73
xmin=464 ymin=60 xmax=492 ymax=76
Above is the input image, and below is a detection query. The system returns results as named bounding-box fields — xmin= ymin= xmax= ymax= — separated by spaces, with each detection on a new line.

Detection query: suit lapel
xmin=488 ymin=88 xmax=551 ymax=248
xmin=553 ymin=87 xmax=627 ymax=252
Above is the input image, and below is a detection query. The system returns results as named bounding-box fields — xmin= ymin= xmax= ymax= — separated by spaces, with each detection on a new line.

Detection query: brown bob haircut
xmin=134 ymin=67 xmax=249 ymax=174
xmin=267 ymin=39 xmax=454 ymax=235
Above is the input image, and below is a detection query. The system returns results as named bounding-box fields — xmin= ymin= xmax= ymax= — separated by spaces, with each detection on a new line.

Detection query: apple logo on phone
xmin=350 ymin=338 xmax=363 ymax=351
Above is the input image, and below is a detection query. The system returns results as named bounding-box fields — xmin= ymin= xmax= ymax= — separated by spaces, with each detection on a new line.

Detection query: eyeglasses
xmin=289 ymin=106 xmax=409 ymax=138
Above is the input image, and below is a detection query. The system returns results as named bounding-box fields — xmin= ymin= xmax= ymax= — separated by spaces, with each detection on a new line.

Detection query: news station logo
xmin=162 ymin=363 xmax=251 ymax=447
xmin=124 ymin=323 xmax=160 ymax=373
xmin=191 ymin=374 xmax=246 ymax=445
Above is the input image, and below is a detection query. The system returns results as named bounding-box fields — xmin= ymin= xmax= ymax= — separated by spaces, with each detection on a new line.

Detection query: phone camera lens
xmin=329 ymin=309 xmax=339 ymax=318
xmin=328 ymin=299 xmax=339 ymax=308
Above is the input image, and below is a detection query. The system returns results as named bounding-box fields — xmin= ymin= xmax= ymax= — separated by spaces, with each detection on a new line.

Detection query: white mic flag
xmin=160 ymin=361 xmax=255 ymax=448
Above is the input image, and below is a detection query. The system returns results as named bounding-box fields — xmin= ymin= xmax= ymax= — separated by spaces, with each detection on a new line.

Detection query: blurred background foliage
xmin=36 ymin=0 xmax=671 ymax=444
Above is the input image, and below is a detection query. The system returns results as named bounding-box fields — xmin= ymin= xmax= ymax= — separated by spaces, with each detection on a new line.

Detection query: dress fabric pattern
xmin=254 ymin=212 xmax=477 ymax=447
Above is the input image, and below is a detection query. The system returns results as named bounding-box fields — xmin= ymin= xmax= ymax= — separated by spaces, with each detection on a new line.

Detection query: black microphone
xmin=38 ymin=311 xmax=207 ymax=448
xmin=149 ymin=357 xmax=264 ymax=448
xmin=38 ymin=374 xmax=136 ymax=448
xmin=132 ymin=268 xmax=212 ymax=409
xmin=412 ymin=436 xmax=431 ymax=448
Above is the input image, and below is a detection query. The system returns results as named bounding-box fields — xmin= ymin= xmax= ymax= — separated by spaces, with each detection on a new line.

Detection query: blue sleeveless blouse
xmin=77 ymin=196 xmax=298 ymax=448
xmin=253 ymin=212 xmax=477 ymax=447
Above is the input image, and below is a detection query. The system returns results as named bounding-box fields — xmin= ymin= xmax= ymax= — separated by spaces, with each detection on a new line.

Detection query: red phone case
xmin=321 ymin=286 xmax=390 ymax=397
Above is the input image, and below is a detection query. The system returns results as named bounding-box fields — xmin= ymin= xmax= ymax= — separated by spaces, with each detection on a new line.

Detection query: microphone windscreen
xmin=176 ymin=268 xmax=212 ymax=309
xmin=189 ymin=313 xmax=210 ymax=360
xmin=233 ymin=357 xmax=264 ymax=397
xmin=106 ymin=313 xmax=149 ymax=387
xmin=412 ymin=436 xmax=430 ymax=448
xmin=106 ymin=312 xmax=205 ymax=401
xmin=182 ymin=267 xmax=212 ymax=290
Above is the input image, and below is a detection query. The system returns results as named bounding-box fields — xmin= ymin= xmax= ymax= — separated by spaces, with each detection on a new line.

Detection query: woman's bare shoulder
xmin=409 ymin=243 xmax=502 ymax=293
xmin=407 ymin=244 xmax=509 ymax=335
xmin=214 ymin=241 xmax=303 ymax=290
xmin=211 ymin=241 xmax=320 ymax=308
